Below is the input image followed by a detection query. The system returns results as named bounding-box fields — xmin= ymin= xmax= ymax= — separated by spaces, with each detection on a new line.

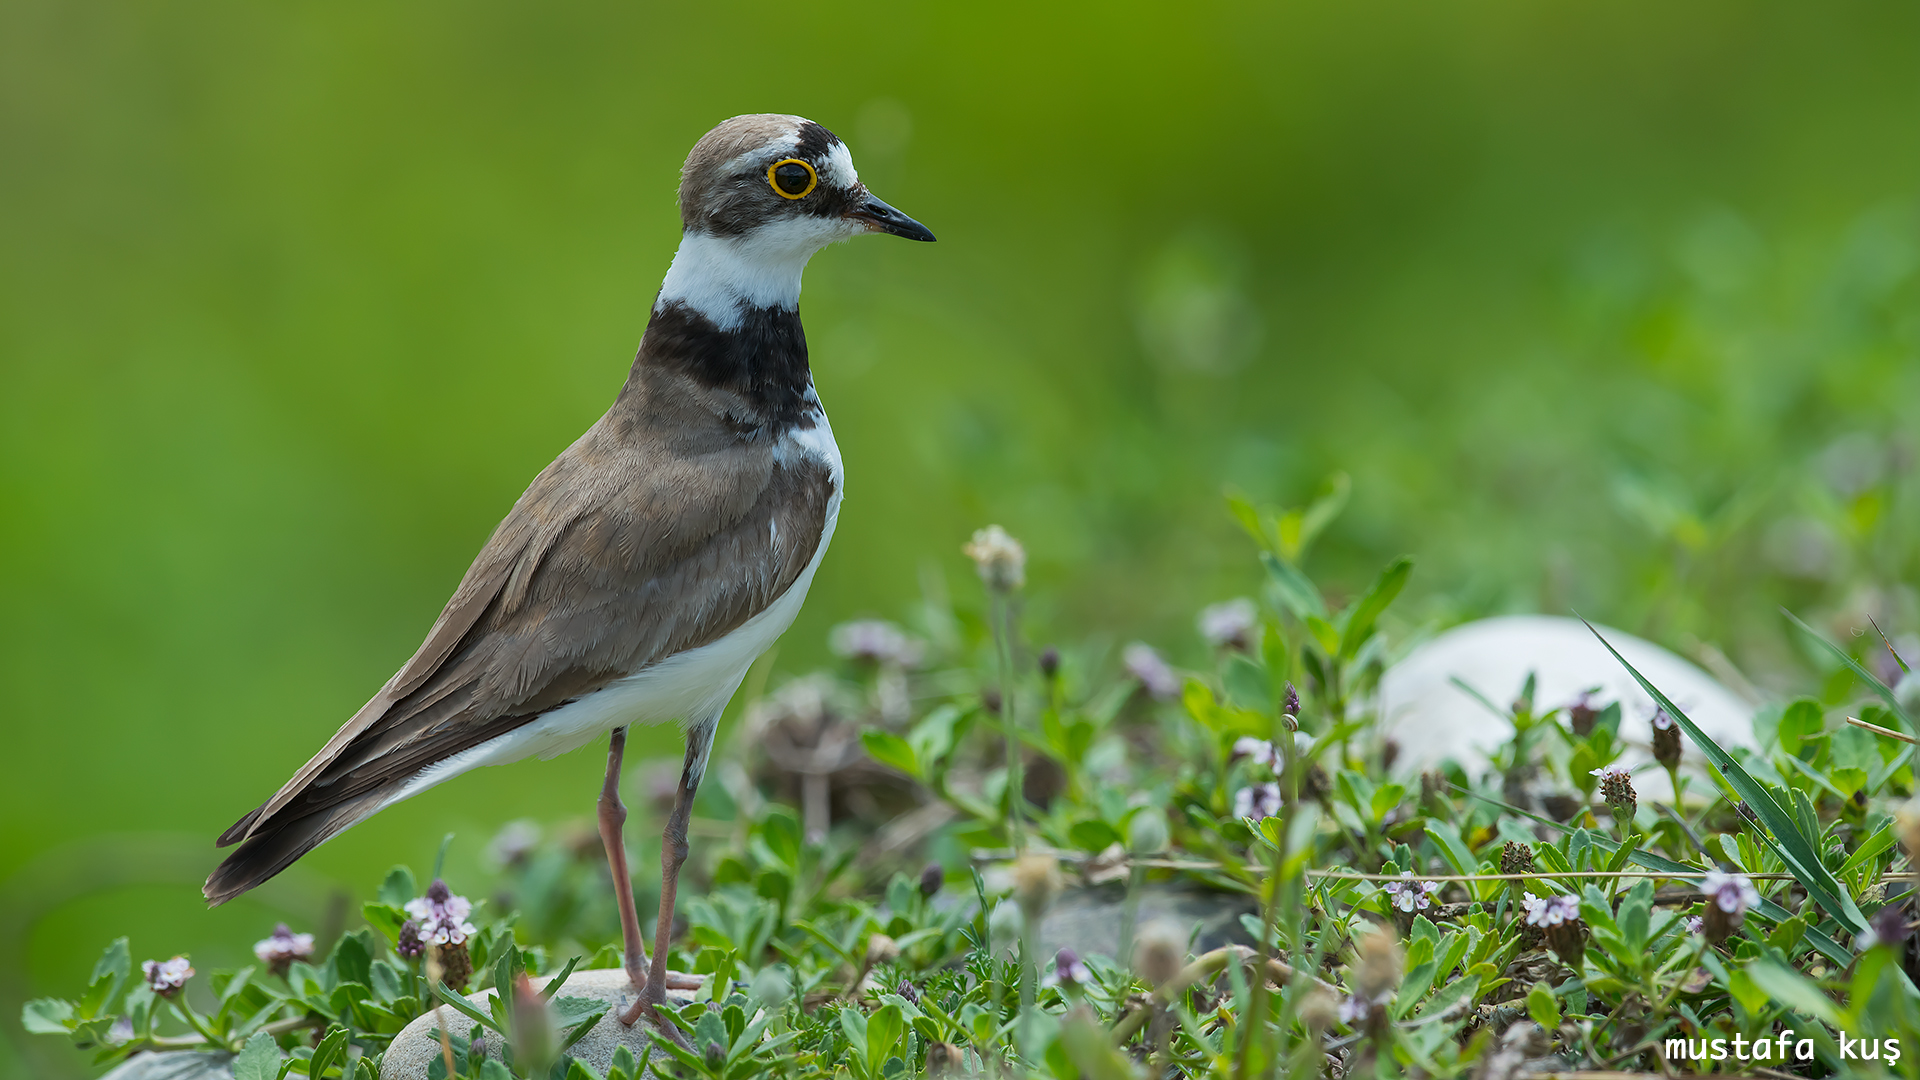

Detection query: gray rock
xmin=1036 ymin=883 xmax=1256 ymax=965
xmin=380 ymin=968 xmax=692 ymax=1080
xmin=100 ymin=1052 xmax=234 ymax=1080
xmin=1377 ymin=615 xmax=1757 ymax=799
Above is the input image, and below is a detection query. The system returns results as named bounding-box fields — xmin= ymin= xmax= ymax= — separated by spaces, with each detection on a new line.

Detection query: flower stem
xmin=990 ymin=592 xmax=1024 ymax=853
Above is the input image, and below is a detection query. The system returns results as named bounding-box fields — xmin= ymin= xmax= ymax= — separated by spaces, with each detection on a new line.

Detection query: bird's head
xmin=658 ymin=114 xmax=933 ymax=327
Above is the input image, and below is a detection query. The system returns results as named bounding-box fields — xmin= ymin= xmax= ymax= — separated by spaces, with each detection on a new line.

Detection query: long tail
xmin=203 ymin=791 xmax=389 ymax=905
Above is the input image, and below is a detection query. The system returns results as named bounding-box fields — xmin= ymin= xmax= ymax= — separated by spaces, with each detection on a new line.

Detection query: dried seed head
xmin=1567 ymin=692 xmax=1599 ymax=736
xmin=1297 ymin=988 xmax=1340 ymax=1032
xmin=1353 ymin=929 xmax=1403 ymax=999
xmin=925 ymin=1042 xmax=963 ymax=1076
xmin=1500 ymin=842 xmax=1536 ymax=875
xmin=1012 ymin=853 xmax=1063 ymax=917
xmin=1133 ymin=921 xmax=1187 ymax=986
xmin=1651 ymin=712 xmax=1682 ymax=769
xmin=919 ymin=862 xmax=945 ymax=898
xmin=434 ymin=942 xmax=473 ymax=992
xmin=1038 ymin=646 xmax=1061 ymax=680
xmin=963 ymin=525 xmax=1026 ymax=592
xmin=1591 ymin=765 xmax=1636 ymax=819
xmin=865 ymin=933 xmax=900 ymax=967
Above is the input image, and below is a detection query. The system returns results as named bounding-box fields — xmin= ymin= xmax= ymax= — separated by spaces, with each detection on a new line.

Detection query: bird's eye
xmin=767 ymin=159 xmax=818 ymax=199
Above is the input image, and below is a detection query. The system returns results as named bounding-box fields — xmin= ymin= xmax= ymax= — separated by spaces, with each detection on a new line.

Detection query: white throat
xmin=656 ymin=215 xmax=860 ymax=330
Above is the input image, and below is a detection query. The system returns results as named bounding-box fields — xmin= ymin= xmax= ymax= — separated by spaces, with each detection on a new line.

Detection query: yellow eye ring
xmin=767 ymin=158 xmax=818 ymax=199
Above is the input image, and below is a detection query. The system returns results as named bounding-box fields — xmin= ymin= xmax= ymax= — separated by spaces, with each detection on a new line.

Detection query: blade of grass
xmin=1584 ymin=619 xmax=1868 ymax=937
xmin=1784 ymin=609 xmax=1911 ymax=729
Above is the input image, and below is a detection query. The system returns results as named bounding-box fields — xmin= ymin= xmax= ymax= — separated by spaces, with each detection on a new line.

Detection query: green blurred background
xmin=4 ymin=1 xmax=1918 ymax=1073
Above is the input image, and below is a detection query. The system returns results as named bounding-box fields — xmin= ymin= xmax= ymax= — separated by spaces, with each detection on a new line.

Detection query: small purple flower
xmin=1861 ymin=903 xmax=1911 ymax=951
xmin=1197 ymin=599 xmax=1258 ymax=650
xmin=829 ymin=619 xmax=925 ymax=668
xmin=1282 ymin=683 xmax=1300 ymax=718
xmin=1123 ymin=643 xmax=1179 ymax=700
xmin=1567 ymin=691 xmax=1600 ymax=736
xmin=1700 ymin=871 xmax=1759 ymax=915
xmin=252 ymin=924 xmax=315 ymax=976
xmin=1231 ymin=736 xmax=1277 ymax=769
xmin=1048 ymin=947 xmax=1092 ymax=989
xmin=1233 ymin=782 xmax=1282 ymax=821
xmin=1684 ymin=915 xmax=1705 ymax=935
xmin=1383 ymin=872 xmax=1442 ymax=913
xmin=487 ymin=820 xmax=541 ymax=867
xmin=1588 ymin=764 xmax=1630 ymax=782
xmin=396 ymin=920 xmax=426 ymax=959
xmin=1651 ymin=708 xmax=1674 ymax=731
xmin=142 ymin=957 xmax=194 ymax=997
xmin=404 ymin=879 xmax=478 ymax=947
xmin=1338 ymin=992 xmax=1387 ymax=1027
xmin=1522 ymin=893 xmax=1581 ymax=928
xmin=1697 ymin=870 xmax=1759 ymax=944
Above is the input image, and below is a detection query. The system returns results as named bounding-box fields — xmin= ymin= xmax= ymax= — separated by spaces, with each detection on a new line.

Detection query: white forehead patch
xmin=818 ymin=141 xmax=858 ymax=189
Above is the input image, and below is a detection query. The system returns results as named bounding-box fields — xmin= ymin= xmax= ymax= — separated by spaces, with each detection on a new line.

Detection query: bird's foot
xmin=618 ymin=979 xmax=693 ymax=1049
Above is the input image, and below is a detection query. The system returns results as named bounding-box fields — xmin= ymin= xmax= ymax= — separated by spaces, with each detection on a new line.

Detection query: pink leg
xmin=621 ymin=740 xmax=704 ymax=1025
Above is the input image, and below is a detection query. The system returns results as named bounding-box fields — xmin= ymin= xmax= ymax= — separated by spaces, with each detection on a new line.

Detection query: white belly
xmin=383 ymin=410 xmax=842 ymax=808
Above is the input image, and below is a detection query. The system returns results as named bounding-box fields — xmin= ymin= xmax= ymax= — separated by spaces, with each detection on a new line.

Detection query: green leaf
xmin=1425 ymin=820 xmax=1480 ymax=880
xmin=1838 ymin=822 xmax=1896 ymax=877
xmin=20 ymin=998 xmax=74 ymax=1034
xmin=1526 ymin=982 xmax=1561 ymax=1029
xmin=1413 ymin=974 xmax=1480 ymax=1020
xmin=866 ymin=1003 xmax=905 ymax=1079
xmin=308 ymin=1025 xmax=349 ymax=1078
xmin=1775 ymin=698 xmax=1824 ymax=755
xmin=1725 ymin=968 xmax=1770 ymax=1016
xmin=1058 ymin=1007 xmax=1140 ymax=1080
xmin=1585 ymin=621 xmax=1868 ymax=936
xmin=379 ymin=866 xmax=418 ymax=907
xmin=331 ymin=932 xmax=372 ymax=989
xmin=1305 ymin=615 xmax=1340 ymax=656
xmin=1338 ymin=556 xmax=1412 ymax=661
xmin=432 ymin=981 xmax=503 ymax=1035
xmin=1259 ymin=553 xmax=1326 ymax=621
xmin=1745 ymin=960 xmax=1847 ymax=1027
xmin=1785 ymin=610 xmax=1913 ymax=728
xmin=80 ymin=938 xmax=131 ymax=1017
xmin=1068 ymin=818 xmax=1121 ymax=852
xmin=232 ymin=1032 xmax=285 ymax=1080
xmin=540 ymin=956 xmax=582 ymax=1001
xmin=860 ymin=731 xmax=920 ymax=779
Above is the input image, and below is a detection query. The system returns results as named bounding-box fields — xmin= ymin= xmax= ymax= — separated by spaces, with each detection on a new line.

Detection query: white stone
xmin=1376 ymin=615 xmax=1758 ymax=799
xmin=380 ymin=968 xmax=692 ymax=1080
